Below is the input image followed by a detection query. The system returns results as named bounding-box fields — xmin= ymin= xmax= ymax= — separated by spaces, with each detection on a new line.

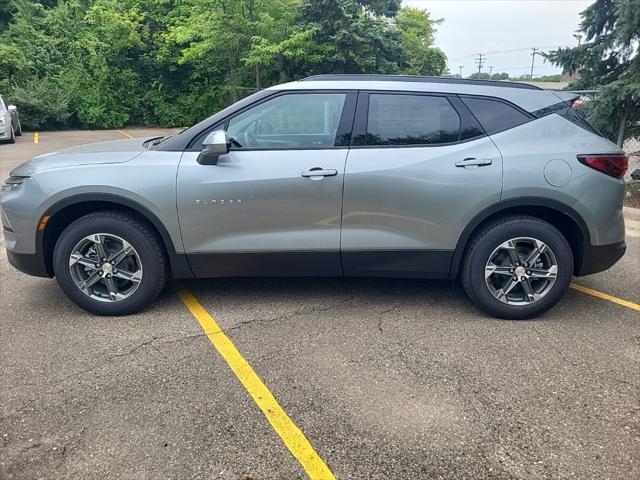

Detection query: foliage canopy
xmin=0 ymin=0 xmax=447 ymax=129
xmin=546 ymin=0 xmax=639 ymax=143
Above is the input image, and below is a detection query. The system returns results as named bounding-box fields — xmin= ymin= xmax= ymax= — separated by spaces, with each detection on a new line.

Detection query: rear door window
xmin=365 ymin=94 xmax=460 ymax=145
xmin=461 ymin=97 xmax=531 ymax=134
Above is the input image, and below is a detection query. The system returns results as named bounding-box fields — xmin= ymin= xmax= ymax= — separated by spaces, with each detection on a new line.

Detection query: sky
xmin=404 ymin=0 xmax=593 ymax=77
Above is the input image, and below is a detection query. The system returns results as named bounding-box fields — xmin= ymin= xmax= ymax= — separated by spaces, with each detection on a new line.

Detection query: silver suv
xmin=1 ymin=75 xmax=628 ymax=319
xmin=0 ymin=95 xmax=22 ymax=143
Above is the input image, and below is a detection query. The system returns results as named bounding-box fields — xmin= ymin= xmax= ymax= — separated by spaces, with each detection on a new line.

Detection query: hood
xmin=10 ymin=137 xmax=152 ymax=176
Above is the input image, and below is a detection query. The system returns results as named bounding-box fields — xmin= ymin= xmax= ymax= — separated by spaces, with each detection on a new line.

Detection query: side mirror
xmin=197 ymin=130 xmax=229 ymax=165
xmin=7 ymin=105 xmax=17 ymax=113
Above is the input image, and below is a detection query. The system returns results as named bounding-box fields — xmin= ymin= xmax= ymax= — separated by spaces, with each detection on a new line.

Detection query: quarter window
xmin=226 ymin=93 xmax=346 ymax=149
xmin=461 ymin=97 xmax=531 ymax=134
xmin=364 ymin=94 xmax=460 ymax=146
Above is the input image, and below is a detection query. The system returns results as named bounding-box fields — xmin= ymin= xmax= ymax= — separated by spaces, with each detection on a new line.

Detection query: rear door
xmin=177 ymin=91 xmax=356 ymax=277
xmin=341 ymin=91 xmax=503 ymax=278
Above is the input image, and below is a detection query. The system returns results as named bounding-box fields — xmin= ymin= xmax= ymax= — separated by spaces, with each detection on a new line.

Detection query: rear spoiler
xmin=552 ymin=91 xmax=581 ymax=105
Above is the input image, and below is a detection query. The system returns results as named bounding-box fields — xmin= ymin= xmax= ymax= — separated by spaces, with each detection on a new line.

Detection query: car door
xmin=177 ymin=91 xmax=356 ymax=277
xmin=341 ymin=91 xmax=503 ymax=278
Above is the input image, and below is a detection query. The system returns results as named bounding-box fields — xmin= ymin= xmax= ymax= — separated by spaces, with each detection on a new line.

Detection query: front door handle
xmin=455 ymin=157 xmax=493 ymax=168
xmin=301 ymin=167 xmax=338 ymax=178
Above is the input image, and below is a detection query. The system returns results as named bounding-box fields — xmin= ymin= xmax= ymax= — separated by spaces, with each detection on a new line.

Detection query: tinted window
xmin=461 ymin=97 xmax=531 ymax=134
xmin=227 ymin=93 xmax=346 ymax=149
xmin=365 ymin=94 xmax=460 ymax=145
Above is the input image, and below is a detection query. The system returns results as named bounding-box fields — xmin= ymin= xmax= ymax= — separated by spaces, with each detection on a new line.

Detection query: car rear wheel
xmin=461 ymin=215 xmax=573 ymax=319
xmin=53 ymin=211 xmax=168 ymax=315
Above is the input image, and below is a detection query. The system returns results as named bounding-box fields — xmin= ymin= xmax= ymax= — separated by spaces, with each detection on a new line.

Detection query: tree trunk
xmin=616 ymin=110 xmax=627 ymax=148
xmin=229 ymin=53 xmax=239 ymax=103
xmin=277 ymin=54 xmax=286 ymax=83
xmin=255 ymin=64 xmax=261 ymax=90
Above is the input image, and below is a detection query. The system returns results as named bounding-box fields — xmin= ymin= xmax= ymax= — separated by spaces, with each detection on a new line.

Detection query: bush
xmin=11 ymin=80 xmax=71 ymax=130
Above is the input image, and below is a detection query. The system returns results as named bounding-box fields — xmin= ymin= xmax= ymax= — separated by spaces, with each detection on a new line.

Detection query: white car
xmin=0 ymin=95 xmax=22 ymax=143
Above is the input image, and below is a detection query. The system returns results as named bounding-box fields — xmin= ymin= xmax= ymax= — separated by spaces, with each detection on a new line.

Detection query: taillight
xmin=571 ymin=98 xmax=585 ymax=109
xmin=577 ymin=154 xmax=628 ymax=179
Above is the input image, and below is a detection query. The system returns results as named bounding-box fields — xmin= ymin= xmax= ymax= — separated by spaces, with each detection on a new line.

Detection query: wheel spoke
xmin=69 ymin=252 xmax=99 ymax=269
xmin=524 ymin=239 xmax=547 ymax=266
xmin=79 ymin=270 xmax=103 ymax=293
xmin=529 ymin=265 xmax=557 ymax=279
xmin=496 ymin=277 xmax=519 ymax=302
xmin=499 ymin=240 xmax=521 ymax=266
xmin=485 ymin=262 xmax=512 ymax=279
xmin=113 ymin=268 xmax=142 ymax=284
xmin=520 ymin=278 xmax=539 ymax=303
xmin=109 ymin=240 xmax=134 ymax=267
xmin=91 ymin=234 xmax=108 ymax=260
xmin=104 ymin=276 xmax=120 ymax=301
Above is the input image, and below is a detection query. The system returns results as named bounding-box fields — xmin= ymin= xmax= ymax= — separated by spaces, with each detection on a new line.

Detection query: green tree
xmin=395 ymin=7 xmax=447 ymax=76
xmin=0 ymin=0 xmax=449 ymax=130
xmin=490 ymin=72 xmax=509 ymax=80
xmin=546 ymin=0 xmax=639 ymax=144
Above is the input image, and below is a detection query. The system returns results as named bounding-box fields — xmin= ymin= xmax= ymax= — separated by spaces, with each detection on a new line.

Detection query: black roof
xmin=300 ymin=74 xmax=542 ymax=91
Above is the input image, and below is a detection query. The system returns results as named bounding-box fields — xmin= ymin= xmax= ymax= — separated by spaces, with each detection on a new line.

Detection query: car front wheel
xmin=461 ymin=215 xmax=573 ymax=319
xmin=53 ymin=211 xmax=168 ymax=315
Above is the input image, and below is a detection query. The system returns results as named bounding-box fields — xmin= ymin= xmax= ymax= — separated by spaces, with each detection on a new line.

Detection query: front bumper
xmin=6 ymin=249 xmax=52 ymax=278
xmin=0 ymin=126 xmax=10 ymax=140
xmin=576 ymin=240 xmax=626 ymax=276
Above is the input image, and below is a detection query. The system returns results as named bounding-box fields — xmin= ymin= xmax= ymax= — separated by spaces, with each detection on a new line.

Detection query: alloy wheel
xmin=485 ymin=237 xmax=558 ymax=306
xmin=68 ymin=233 xmax=143 ymax=302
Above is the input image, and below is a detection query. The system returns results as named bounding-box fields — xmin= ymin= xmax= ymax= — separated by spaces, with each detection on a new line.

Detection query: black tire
xmin=15 ymin=119 xmax=22 ymax=136
xmin=8 ymin=125 xmax=15 ymax=143
xmin=53 ymin=210 xmax=168 ymax=316
xmin=461 ymin=215 xmax=573 ymax=320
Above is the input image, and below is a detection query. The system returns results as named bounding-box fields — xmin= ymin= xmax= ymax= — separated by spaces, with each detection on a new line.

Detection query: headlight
xmin=1 ymin=176 xmax=29 ymax=192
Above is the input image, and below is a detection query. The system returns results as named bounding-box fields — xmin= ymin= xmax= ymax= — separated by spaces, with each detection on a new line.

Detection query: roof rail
xmin=299 ymin=74 xmax=543 ymax=91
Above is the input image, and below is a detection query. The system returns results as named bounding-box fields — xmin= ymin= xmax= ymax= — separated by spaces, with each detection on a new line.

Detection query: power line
xmin=448 ymin=45 xmax=564 ymax=61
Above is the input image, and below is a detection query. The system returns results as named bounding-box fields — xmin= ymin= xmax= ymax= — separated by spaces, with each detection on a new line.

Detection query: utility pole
xmin=489 ymin=65 xmax=494 ymax=77
xmin=530 ymin=48 xmax=538 ymax=79
xmin=474 ymin=53 xmax=486 ymax=78
xmin=459 ymin=65 xmax=464 ymax=78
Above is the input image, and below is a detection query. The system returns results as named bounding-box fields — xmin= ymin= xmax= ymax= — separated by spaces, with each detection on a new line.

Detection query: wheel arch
xmin=39 ymin=193 xmax=193 ymax=278
xmin=449 ymin=197 xmax=590 ymax=279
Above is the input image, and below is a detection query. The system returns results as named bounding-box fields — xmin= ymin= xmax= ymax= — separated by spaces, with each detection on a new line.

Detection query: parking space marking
xmin=570 ymin=283 xmax=640 ymax=311
xmin=175 ymin=285 xmax=335 ymax=480
xmin=117 ymin=129 xmax=134 ymax=139
xmin=33 ymin=132 xmax=39 ymax=144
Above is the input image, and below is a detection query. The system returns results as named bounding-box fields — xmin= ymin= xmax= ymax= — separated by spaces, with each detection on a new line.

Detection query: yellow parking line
xmin=34 ymin=132 xmax=39 ymax=144
xmin=570 ymin=283 xmax=640 ymax=311
xmin=175 ymin=285 xmax=335 ymax=480
xmin=117 ymin=129 xmax=134 ymax=139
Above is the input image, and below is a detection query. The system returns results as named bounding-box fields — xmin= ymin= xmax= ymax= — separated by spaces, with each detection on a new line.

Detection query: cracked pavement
xmin=1 ymin=130 xmax=640 ymax=479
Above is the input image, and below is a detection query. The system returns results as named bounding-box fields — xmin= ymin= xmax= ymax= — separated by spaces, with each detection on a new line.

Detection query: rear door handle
xmin=455 ymin=157 xmax=493 ymax=168
xmin=301 ymin=167 xmax=338 ymax=178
